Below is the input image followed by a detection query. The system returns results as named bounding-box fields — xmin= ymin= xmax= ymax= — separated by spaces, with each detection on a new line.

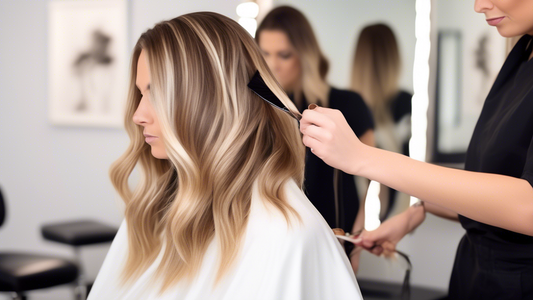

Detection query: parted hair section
xmin=109 ymin=12 xmax=305 ymax=293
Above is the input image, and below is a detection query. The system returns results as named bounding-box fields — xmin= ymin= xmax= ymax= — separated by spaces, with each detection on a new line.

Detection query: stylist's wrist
xmin=407 ymin=202 xmax=426 ymax=232
xmin=349 ymin=143 xmax=377 ymax=176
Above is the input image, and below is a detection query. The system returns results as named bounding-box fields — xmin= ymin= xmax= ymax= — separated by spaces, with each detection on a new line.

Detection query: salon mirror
xmin=264 ymin=0 xmax=422 ymax=289
xmin=261 ymin=1 xmax=467 ymax=294
xmin=267 ymin=0 xmax=416 ymax=223
xmin=430 ymin=0 xmax=507 ymax=165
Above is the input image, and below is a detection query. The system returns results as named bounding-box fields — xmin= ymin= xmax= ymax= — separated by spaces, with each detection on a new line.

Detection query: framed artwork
xmin=48 ymin=0 xmax=128 ymax=127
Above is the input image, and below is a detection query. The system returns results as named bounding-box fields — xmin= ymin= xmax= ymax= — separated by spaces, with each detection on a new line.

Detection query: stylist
xmin=256 ymin=6 xmax=375 ymax=274
xmin=300 ymin=0 xmax=533 ymax=299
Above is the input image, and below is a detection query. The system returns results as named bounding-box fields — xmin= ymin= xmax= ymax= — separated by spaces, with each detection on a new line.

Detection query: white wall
xmin=0 ymin=1 xmax=238 ymax=299
xmin=274 ymin=0 xmax=416 ymax=91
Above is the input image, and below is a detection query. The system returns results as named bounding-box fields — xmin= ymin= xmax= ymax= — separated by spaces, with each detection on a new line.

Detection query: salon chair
xmin=0 ymin=187 xmax=79 ymax=300
xmin=41 ymin=219 xmax=117 ymax=299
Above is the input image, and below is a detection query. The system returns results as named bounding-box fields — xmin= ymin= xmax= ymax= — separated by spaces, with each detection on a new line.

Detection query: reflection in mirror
xmin=264 ymin=0 xmax=416 ymax=226
xmin=273 ymin=0 xmax=415 ymax=90
xmin=257 ymin=0 xmax=441 ymax=291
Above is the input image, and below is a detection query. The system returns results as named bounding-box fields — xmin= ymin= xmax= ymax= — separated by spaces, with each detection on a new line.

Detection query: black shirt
xmin=296 ymin=88 xmax=374 ymax=232
xmin=460 ymin=34 xmax=533 ymax=248
xmin=391 ymin=90 xmax=412 ymax=124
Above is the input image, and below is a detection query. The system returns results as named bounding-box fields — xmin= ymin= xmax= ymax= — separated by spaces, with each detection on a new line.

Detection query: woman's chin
xmin=495 ymin=26 xmax=524 ymax=38
xmin=151 ymin=148 xmax=169 ymax=160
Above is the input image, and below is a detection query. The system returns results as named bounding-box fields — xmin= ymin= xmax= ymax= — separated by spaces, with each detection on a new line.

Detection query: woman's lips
xmin=144 ymin=134 xmax=158 ymax=143
xmin=486 ymin=17 xmax=505 ymax=26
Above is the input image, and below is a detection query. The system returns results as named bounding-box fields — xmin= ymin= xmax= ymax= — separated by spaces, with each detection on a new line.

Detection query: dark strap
xmin=396 ymin=250 xmax=412 ymax=300
xmin=333 ymin=169 xmax=345 ymax=229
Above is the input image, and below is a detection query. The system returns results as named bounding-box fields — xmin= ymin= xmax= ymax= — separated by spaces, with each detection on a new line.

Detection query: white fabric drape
xmin=87 ymin=180 xmax=363 ymax=300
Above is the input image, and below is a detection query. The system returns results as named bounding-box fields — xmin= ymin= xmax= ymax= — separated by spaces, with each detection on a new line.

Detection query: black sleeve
xmin=391 ymin=90 xmax=413 ymax=123
xmin=329 ymin=88 xmax=374 ymax=137
xmin=522 ymin=134 xmax=533 ymax=188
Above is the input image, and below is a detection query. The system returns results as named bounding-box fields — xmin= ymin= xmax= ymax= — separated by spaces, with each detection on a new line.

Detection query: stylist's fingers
xmin=311 ymin=105 xmax=342 ymax=117
xmin=302 ymin=123 xmax=332 ymax=143
xmin=302 ymin=138 xmax=328 ymax=159
xmin=301 ymin=106 xmax=342 ymax=129
xmin=381 ymin=241 xmax=397 ymax=258
xmin=359 ymin=229 xmax=384 ymax=249
xmin=301 ymin=133 xmax=320 ymax=150
xmin=300 ymin=108 xmax=335 ymax=131
xmin=353 ymin=230 xmax=389 ymax=256
xmin=301 ymin=104 xmax=362 ymax=174
xmin=360 ymin=229 xmax=399 ymax=257
xmin=370 ymin=245 xmax=384 ymax=256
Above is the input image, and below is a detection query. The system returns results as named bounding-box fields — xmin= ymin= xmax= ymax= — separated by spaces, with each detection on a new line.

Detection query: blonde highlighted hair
xmin=109 ymin=12 xmax=305 ymax=294
xmin=351 ymin=23 xmax=401 ymax=125
xmin=256 ymin=6 xmax=330 ymax=107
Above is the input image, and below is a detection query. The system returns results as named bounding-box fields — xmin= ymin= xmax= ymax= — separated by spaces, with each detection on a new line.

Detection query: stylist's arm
xmin=300 ymin=105 xmax=533 ymax=237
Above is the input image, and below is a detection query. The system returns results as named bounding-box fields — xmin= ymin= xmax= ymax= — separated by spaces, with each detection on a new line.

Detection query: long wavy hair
xmin=109 ymin=12 xmax=305 ymax=293
xmin=256 ymin=6 xmax=330 ymax=107
xmin=351 ymin=23 xmax=401 ymax=125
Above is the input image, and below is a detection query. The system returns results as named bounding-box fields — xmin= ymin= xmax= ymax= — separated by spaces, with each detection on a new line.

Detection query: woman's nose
xmin=132 ymin=97 xmax=152 ymax=126
xmin=474 ymin=0 xmax=493 ymax=14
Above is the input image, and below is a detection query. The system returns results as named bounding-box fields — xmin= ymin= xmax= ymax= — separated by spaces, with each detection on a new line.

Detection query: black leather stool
xmin=0 ymin=253 xmax=78 ymax=300
xmin=41 ymin=220 xmax=117 ymax=299
xmin=0 ymin=187 xmax=79 ymax=300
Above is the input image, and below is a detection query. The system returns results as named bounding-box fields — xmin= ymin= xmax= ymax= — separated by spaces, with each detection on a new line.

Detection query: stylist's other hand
xmin=356 ymin=205 xmax=425 ymax=257
xmin=356 ymin=210 xmax=411 ymax=257
xmin=300 ymin=105 xmax=365 ymax=175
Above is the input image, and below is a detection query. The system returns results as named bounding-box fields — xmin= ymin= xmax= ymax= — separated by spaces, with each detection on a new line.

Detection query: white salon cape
xmin=87 ymin=180 xmax=363 ymax=300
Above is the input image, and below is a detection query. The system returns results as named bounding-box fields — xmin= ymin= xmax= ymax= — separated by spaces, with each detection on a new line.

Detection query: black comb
xmin=247 ymin=71 xmax=301 ymax=122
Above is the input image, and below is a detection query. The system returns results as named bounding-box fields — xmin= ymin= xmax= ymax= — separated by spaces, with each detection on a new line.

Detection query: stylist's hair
xmin=109 ymin=12 xmax=304 ymax=293
xmin=351 ymin=23 xmax=401 ymax=124
xmin=256 ymin=6 xmax=330 ymax=107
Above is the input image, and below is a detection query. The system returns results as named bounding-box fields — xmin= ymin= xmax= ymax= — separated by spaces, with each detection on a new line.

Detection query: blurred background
xmin=0 ymin=0 xmax=508 ymax=299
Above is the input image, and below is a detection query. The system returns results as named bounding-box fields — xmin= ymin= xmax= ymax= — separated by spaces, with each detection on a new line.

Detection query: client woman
xmin=86 ymin=12 xmax=362 ymax=300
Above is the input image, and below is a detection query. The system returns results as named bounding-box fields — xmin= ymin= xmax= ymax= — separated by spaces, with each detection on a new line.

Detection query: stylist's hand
xmin=300 ymin=105 xmax=365 ymax=175
xmin=356 ymin=205 xmax=425 ymax=257
xmin=357 ymin=214 xmax=409 ymax=257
